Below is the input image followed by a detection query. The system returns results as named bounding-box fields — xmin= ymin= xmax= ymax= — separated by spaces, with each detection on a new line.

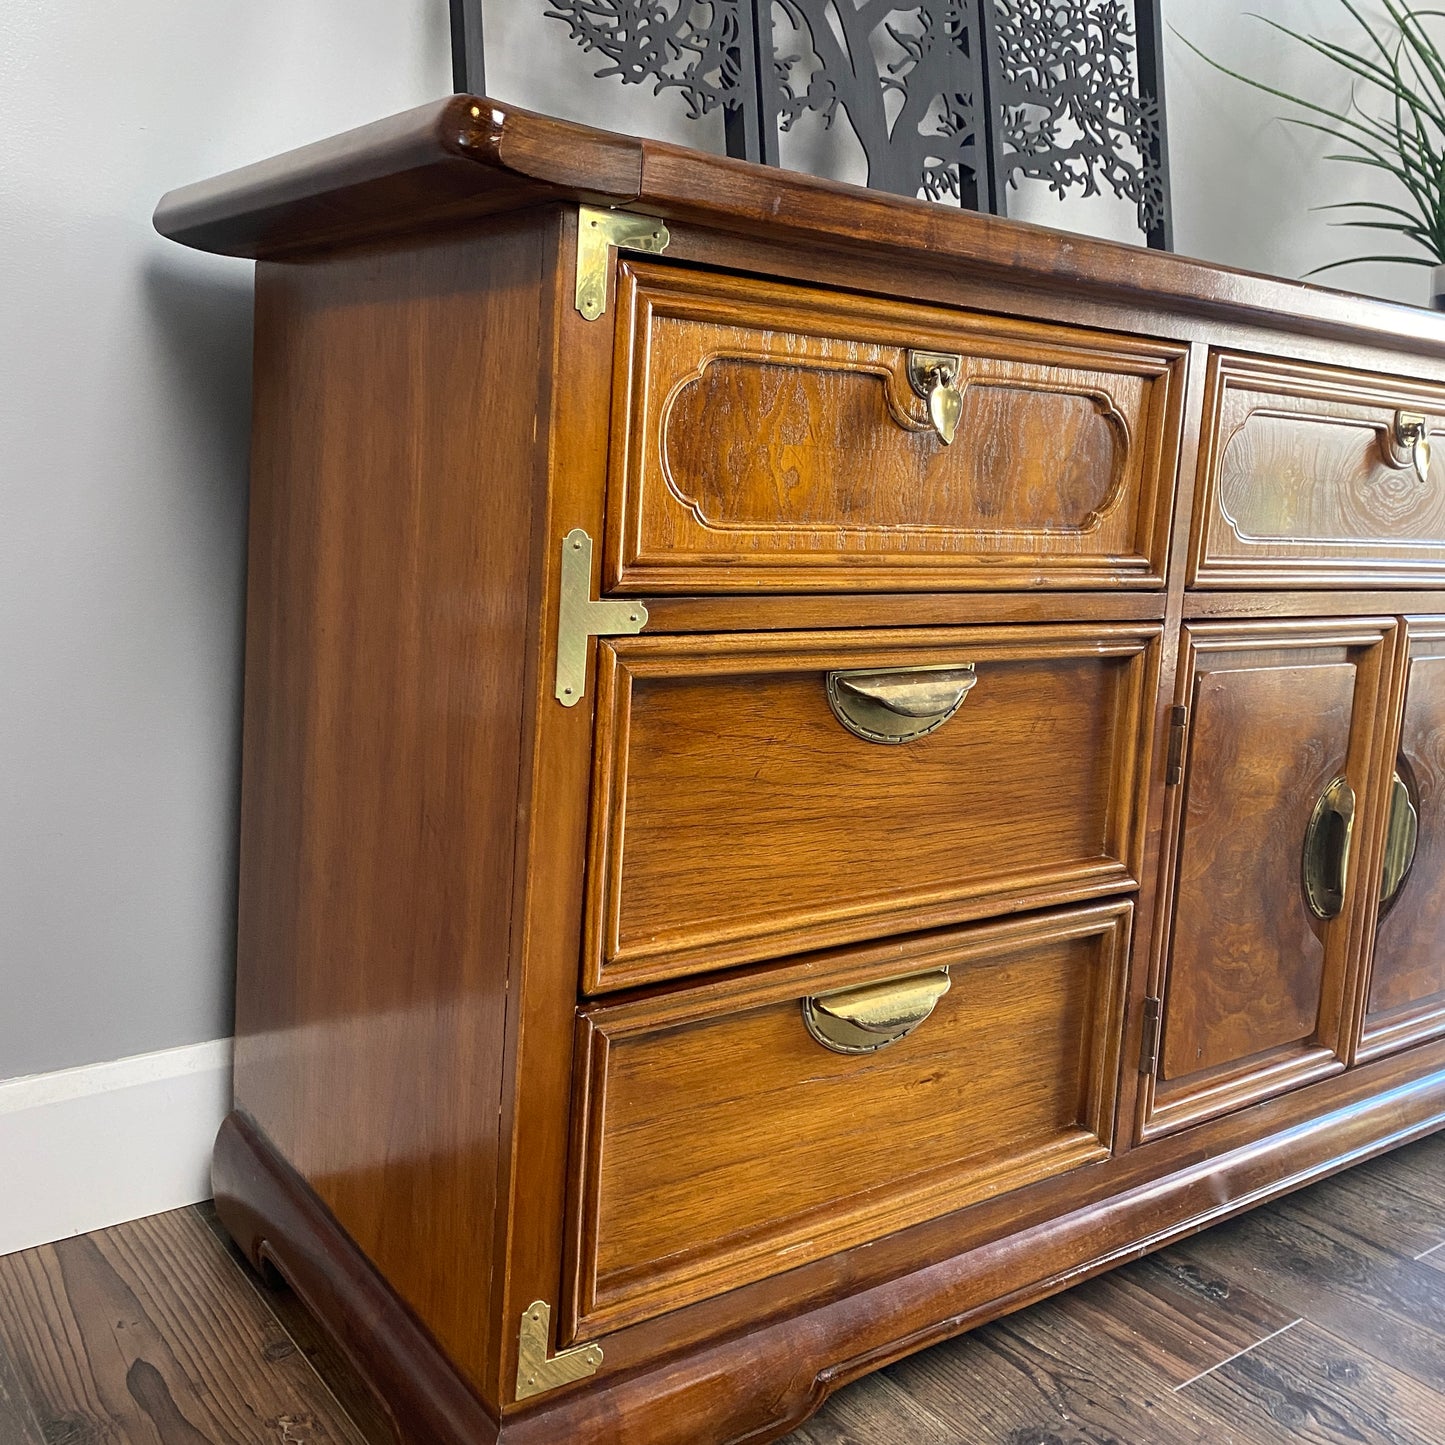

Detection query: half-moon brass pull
xmin=826 ymin=664 xmax=977 ymax=744
xmin=907 ymin=349 xmax=963 ymax=445
xmin=1386 ymin=411 xmax=1432 ymax=485
xmin=803 ymin=969 xmax=952 ymax=1055
xmin=1381 ymin=770 xmax=1419 ymax=905
xmin=1303 ymin=775 xmax=1356 ymax=921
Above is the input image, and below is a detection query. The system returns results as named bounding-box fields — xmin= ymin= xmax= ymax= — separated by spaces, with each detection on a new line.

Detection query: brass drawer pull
xmin=1303 ymin=775 xmax=1356 ymax=920
xmin=907 ymin=349 xmax=963 ymax=445
xmin=1381 ymin=770 xmax=1419 ymax=905
xmin=826 ymin=663 xmax=977 ymax=744
xmin=1386 ymin=410 xmax=1432 ymax=484
xmin=803 ymin=969 xmax=952 ymax=1054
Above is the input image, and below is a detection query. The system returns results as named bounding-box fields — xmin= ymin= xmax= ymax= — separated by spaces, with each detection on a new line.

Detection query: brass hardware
xmin=1139 ymin=995 xmax=1163 ymax=1075
xmin=575 ymin=206 xmax=670 ymax=321
xmin=515 ymin=1300 xmax=603 ymax=1402
xmin=1381 ymin=770 xmax=1419 ymax=905
xmin=1303 ymin=775 xmax=1357 ymax=921
xmin=803 ymin=969 xmax=952 ymax=1054
xmin=907 ymin=349 xmax=964 ymax=445
xmin=555 ymin=529 xmax=648 ymax=706
xmin=826 ymin=663 xmax=977 ymax=744
xmin=1386 ymin=410 xmax=1432 ymax=484
xmin=1165 ymin=704 xmax=1188 ymax=786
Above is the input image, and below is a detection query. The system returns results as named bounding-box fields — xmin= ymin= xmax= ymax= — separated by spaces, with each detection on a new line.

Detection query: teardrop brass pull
xmin=826 ymin=663 xmax=977 ymax=744
xmin=1386 ymin=411 xmax=1432 ymax=485
xmin=1303 ymin=775 xmax=1356 ymax=921
xmin=1380 ymin=770 xmax=1419 ymax=905
xmin=803 ymin=969 xmax=952 ymax=1054
xmin=907 ymin=349 xmax=963 ymax=445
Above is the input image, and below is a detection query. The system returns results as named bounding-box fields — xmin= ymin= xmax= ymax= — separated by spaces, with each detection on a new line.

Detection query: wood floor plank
xmin=1184 ymin=1319 xmax=1445 ymax=1445
xmin=1354 ymin=1132 xmax=1445 ymax=1211
xmin=0 ymin=1210 xmax=368 ymax=1445
xmin=881 ymin=1296 xmax=1270 ymax=1445
xmin=782 ymin=1369 xmax=957 ymax=1445
xmin=1287 ymin=1159 xmax=1445 ymax=1262
xmin=0 ymin=1329 xmax=46 ymax=1445
xmin=196 ymin=1204 xmax=396 ymax=1445
xmin=1050 ymin=1252 xmax=1299 ymax=1387
xmin=1169 ymin=1199 xmax=1445 ymax=1388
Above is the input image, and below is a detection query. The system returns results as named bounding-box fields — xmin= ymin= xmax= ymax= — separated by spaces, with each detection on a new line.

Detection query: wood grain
xmin=566 ymin=902 xmax=1129 ymax=1337
xmin=1142 ymin=619 xmax=1395 ymax=1138
xmin=1363 ymin=620 xmax=1445 ymax=1054
xmin=231 ymin=214 xmax=554 ymax=1407
xmin=0 ymin=1210 xmax=369 ymax=1445
xmin=1193 ymin=352 xmax=1445 ymax=588
xmin=607 ymin=262 xmax=1185 ymax=592
xmin=586 ymin=624 xmax=1157 ymax=989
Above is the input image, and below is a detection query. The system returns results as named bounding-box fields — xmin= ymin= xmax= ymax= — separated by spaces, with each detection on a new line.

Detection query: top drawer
xmin=1193 ymin=351 xmax=1445 ymax=587
xmin=602 ymin=264 xmax=1186 ymax=593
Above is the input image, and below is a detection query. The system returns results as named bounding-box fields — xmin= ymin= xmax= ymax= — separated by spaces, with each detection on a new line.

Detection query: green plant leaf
xmin=1304 ymin=253 xmax=1438 ymax=275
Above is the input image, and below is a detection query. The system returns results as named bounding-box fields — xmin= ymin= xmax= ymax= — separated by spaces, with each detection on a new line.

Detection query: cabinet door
xmin=1139 ymin=620 xmax=1395 ymax=1140
xmin=1359 ymin=619 xmax=1445 ymax=1060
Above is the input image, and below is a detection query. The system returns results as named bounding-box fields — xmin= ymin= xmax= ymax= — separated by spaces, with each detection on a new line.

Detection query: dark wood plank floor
xmin=1 ymin=1132 xmax=1442 ymax=1444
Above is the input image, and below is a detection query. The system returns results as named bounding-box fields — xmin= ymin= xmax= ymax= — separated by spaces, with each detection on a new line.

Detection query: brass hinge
xmin=555 ymin=529 xmax=648 ymax=706
xmin=515 ymin=1300 xmax=603 ymax=1402
xmin=1165 ymin=704 xmax=1189 ymax=786
xmin=575 ymin=205 xmax=670 ymax=320
xmin=1139 ymin=996 xmax=1163 ymax=1075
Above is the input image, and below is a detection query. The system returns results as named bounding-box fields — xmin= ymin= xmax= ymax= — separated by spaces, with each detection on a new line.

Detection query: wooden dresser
xmin=155 ymin=98 xmax=1445 ymax=1445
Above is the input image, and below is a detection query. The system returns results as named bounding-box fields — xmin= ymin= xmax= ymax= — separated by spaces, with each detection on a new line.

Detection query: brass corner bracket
xmin=555 ymin=529 xmax=648 ymax=707
xmin=516 ymin=1300 xmax=603 ymax=1402
xmin=575 ymin=206 xmax=670 ymax=321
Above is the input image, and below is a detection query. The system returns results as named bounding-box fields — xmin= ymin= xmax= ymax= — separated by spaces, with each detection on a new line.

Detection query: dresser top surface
xmin=153 ymin=93 xmax=1445 ymax=359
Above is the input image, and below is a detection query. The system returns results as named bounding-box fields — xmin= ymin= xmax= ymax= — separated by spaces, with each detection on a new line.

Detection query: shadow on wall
xmin=141 ymin=254 xmax=255 ymax=1012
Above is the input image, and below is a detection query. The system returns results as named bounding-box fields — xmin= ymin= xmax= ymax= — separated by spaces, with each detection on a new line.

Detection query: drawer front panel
xmin=585 ymin=624 xmax=1159 ymax=992
xmin=565 ymin=902 xmax=1131 ymax=1339
xmin=605 ymin=264 xmax=1186 ymax=592
xmin=1193 ymin=352 xmax=1445 ymax=586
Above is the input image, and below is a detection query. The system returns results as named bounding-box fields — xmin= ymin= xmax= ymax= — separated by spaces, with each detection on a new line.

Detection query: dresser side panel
xmin=232 ymin=218 xmax=552 ymax=1408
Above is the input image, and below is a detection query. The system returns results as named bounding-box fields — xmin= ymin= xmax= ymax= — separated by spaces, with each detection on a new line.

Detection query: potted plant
xmin=1183 ymin=1 xmax=1445 ymax=306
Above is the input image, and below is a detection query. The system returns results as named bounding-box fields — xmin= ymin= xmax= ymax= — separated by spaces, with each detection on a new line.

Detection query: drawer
xmin=603 ymin=263 xmax=1186 ymax=593
xmin=584 ymin=623 xmax=1158 ymax=991
xmin=1193 ymin=351 xmax=1445 ymax=587
xmin=563 ymin=901 xmax=1131 ymax=1339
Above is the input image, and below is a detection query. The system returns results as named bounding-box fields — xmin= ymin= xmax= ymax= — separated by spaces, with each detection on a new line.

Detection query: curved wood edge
xmin=212 ymin=1111 xmax=502 ymax=1445
xmin=152 ymin=96 xmax=643 ymax=259
xmin=217 ymin=1074 xmax=1445 ymax=1445
xmin=153 ymin=96 xmax=1445 ymax=361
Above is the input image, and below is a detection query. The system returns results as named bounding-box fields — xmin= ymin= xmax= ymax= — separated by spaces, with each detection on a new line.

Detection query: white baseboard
xmin=0 ymin=1038 xmax=233 ymax=1257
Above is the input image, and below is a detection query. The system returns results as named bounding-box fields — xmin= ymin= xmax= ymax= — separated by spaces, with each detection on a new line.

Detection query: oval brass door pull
xmin=826 ymin=664 xmax=977 ymax=744
xmin=1381 ymin=770 xmax=1419 ymax=905
xmin=907 ymin=349 xmax=963 ymax=445
xmin=1303 ymin=775 xmax=1357 ymax=921
xmin=803 ymin=969 xmax=952 ymax=1054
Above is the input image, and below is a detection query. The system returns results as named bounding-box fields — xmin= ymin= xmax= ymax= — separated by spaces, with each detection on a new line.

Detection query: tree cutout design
xmin=994 ymin=0 xmax=1164 ymax=236
xmin=539 ymin=0 xmax=1170 ymax=243
xmin=541 ymin=2 xmax=750 ymax=122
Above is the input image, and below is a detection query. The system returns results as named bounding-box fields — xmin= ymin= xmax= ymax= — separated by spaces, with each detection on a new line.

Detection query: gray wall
xmin=0 ymin=1 xmax=1425 ymax=1081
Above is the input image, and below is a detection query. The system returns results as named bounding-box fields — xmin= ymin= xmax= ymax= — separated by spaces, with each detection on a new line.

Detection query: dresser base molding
xmin=214 ymin=1074 xmax=1445 ymax=1445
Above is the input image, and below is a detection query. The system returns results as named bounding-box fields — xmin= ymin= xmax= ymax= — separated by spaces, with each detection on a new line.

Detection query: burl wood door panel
xmin=563 ymin=902 xmax=1131 ymax=1340
xmin=585 ymin=623 xmax=1159 ymax=992
xmin=1193 ymin=352 xmax=1445 ymax=587
xmin=604 ymin=262 xmax=1186 ymax=592
xmin=1361 ymin=619 xmax=1445 ymax=1060
xmin=1140 ymin=620 xmax=1395 ymax=1140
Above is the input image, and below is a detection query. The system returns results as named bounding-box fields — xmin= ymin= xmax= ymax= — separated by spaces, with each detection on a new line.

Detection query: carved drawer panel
xmin=563 ymin=901 xmax=1130 ymax=1340
xmin=1193 ymin=351 xmax=1445 ymax=586
xmin=584 ymin=623 xmax=1159 ymax=992
xmin=603 ymin=263 xmax=1186 ymax=593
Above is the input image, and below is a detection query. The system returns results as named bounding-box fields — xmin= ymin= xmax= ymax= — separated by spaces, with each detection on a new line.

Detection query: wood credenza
xmin=155 ymin=98 xmax=1445 ymax=1445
